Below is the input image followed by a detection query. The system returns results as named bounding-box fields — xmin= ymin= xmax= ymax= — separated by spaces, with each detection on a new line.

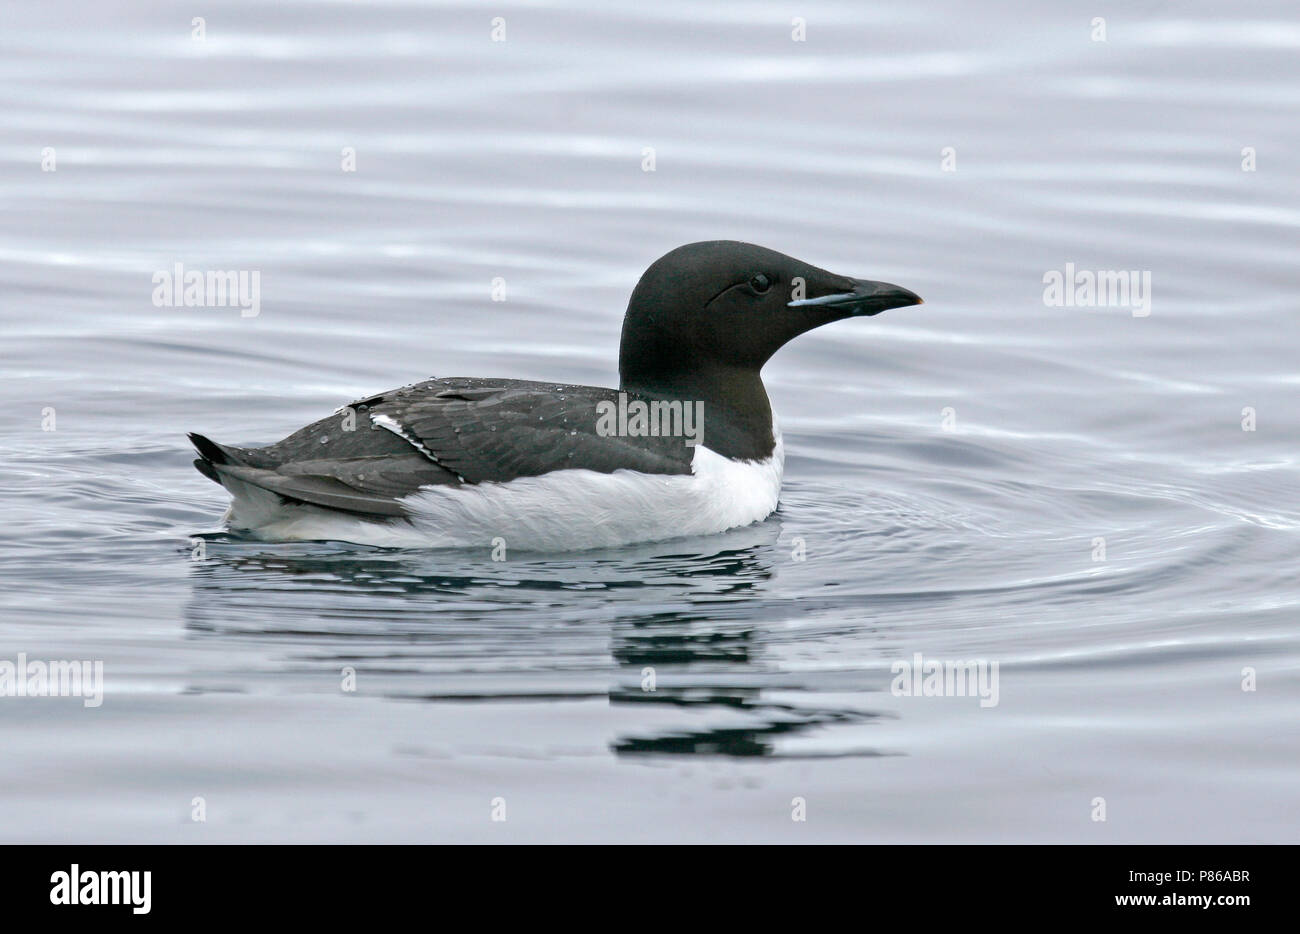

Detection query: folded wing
xmin=190 ymin=377 xmax=696 ymax=518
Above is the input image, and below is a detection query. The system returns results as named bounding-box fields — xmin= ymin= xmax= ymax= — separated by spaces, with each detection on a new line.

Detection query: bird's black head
xmin=618 ymin=240 xmax=922 ymax=392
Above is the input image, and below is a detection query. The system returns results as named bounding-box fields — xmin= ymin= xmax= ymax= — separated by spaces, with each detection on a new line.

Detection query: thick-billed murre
xmin=189 ymin=241 xmax=922 ymax=550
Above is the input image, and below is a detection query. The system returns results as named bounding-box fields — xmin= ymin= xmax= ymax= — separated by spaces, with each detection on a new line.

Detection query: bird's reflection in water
xmin=185 ymin=519 xmax=891 ymax=758
xmin=608 ymin=607 xmax=890 ymax=759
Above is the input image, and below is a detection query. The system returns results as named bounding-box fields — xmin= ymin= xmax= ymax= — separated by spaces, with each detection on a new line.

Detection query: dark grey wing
xmin=190 ymin=420 xmax=456 ymax=517
xmin=365 ymin=378 xmax=696 ymax=483
xmin=189 ymin=377 xmax=695 ymax=519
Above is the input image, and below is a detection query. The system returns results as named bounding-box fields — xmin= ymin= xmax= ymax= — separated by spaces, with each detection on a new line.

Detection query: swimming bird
xmin=189 ymin=241 xmax=921 ymax=550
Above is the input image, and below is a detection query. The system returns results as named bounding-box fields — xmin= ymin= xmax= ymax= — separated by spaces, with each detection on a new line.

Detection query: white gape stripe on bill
xmin=786 ymin=292 xmax=857 ymax=308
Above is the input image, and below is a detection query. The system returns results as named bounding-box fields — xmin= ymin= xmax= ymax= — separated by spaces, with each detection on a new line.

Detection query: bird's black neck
xmin=619 ymin=364 xmax=776 ymax=461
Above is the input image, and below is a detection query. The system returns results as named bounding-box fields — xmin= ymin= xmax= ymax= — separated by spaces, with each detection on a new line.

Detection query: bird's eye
xmin=749 ymin=274 xmax=772 ymax=293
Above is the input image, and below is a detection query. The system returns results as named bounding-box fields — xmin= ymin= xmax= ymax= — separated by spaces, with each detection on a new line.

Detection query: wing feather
xmin=191 ymin=377 xmax=696 ymax=519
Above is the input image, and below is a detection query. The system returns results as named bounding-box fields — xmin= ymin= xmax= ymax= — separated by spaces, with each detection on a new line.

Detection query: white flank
xmin=222 ymin=426 xmax=785 ymax=551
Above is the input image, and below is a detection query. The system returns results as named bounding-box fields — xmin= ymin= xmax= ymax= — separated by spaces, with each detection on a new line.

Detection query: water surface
xmin=1 ymin=0 xmax=1297 ymax=842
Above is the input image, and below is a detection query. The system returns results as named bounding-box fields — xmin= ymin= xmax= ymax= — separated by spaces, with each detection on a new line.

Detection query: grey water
xmin=1 ymin=0 xmax=1297 ymax=842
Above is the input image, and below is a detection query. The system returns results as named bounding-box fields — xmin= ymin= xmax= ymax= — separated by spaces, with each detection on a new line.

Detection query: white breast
xmin=400 ymin=424 xmax=784 ymax=550
xmin=228 ymin=424 xmax=785 ymax=551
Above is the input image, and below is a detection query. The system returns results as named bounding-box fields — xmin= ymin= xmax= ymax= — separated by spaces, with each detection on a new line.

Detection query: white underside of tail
xmin=221 ymin=427 xmax=784 ymax=551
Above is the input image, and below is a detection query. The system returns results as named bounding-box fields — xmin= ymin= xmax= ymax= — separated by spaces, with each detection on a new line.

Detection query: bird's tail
xmin=188 ymin=432 xmax=239 ymax=484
